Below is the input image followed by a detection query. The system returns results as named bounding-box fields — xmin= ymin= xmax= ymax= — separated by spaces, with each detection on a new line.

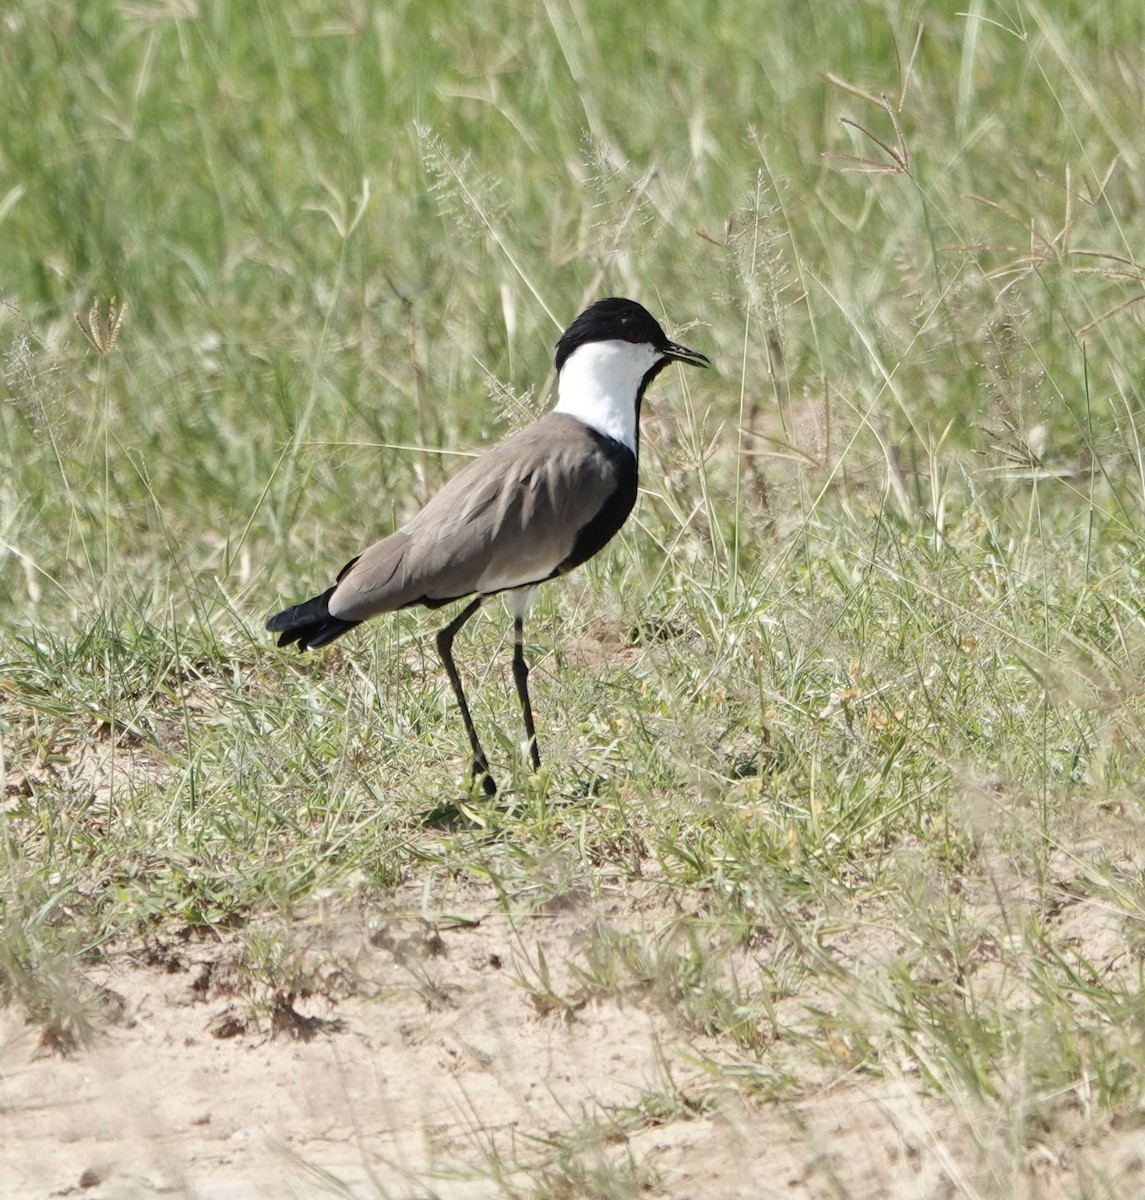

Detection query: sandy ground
xmin=4 ymin=877 xmax=1145 ymax=1200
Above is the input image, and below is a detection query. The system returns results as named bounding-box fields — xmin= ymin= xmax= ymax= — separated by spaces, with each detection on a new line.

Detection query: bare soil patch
xmin=4 ymin=867 xmax=1145 ymax=1199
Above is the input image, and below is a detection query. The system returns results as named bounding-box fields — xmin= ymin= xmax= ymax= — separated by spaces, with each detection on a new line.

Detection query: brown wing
xmin=327 ymin=413 xmax=635 ymax=622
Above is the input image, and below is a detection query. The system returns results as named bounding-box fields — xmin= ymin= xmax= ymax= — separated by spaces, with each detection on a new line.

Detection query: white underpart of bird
xmin=552 ymin=338 xmax=661 ymax=454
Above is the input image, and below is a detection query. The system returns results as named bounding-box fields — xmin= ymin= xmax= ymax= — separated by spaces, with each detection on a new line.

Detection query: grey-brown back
xmin=327 ymin=413 xmax=637 ymax=622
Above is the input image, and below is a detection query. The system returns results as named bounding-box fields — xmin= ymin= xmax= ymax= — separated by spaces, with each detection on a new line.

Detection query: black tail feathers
xmin=266 ymin=587 xmax=361 ymax=651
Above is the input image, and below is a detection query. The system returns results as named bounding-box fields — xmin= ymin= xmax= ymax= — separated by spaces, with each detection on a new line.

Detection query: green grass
xmin=4 ymin=0 xmax=1145 ymax=1195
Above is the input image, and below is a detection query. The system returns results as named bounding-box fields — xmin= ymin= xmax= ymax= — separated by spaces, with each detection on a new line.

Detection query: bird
xmin=266 ymin=296 xmax=710 ymax=795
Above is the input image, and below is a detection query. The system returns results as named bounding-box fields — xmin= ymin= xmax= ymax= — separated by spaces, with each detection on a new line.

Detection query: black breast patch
xmin=560 ymin=430 xmax=638 ymax=573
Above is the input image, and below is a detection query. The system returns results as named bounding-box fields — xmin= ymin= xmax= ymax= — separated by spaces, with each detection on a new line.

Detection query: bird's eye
xmin=624 ymin=328 xmax=643 ymax=343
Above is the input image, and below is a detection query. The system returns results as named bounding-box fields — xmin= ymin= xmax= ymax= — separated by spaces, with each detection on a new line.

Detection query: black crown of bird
xmin=267 ymin=296 xmax=710 ymax=796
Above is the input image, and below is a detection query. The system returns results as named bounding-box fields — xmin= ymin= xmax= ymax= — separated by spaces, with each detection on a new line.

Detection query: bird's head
xmin=555 ymin=296 xmax=710 ymax=377
xmin=552 ymin=297 xmax=709 ymax=454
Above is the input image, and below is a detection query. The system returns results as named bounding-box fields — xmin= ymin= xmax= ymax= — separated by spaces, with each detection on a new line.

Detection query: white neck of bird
xmin=553 ymin=339 xmax=660 ymax=455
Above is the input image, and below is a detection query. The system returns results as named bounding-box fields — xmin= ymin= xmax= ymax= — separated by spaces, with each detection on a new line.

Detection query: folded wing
xmin=328 ymin=413 xmax=637 ymax=622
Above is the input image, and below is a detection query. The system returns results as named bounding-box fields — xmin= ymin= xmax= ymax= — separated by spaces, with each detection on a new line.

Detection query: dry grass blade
xmin=822 ymin=25 xmax=921 ymax=174
xmin=74 ymin=298 xmax=128 ymax=355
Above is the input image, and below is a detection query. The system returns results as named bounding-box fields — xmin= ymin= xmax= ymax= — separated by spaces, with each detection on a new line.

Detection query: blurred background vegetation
xmin=2 ymin=0 xmax=1142 ymax=629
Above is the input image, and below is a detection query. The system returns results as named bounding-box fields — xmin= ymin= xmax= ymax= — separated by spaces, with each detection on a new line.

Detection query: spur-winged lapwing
xmin=267 ymin=296 xmax=710 ymax=794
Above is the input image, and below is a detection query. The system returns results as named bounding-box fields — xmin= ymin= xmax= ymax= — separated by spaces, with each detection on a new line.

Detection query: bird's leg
xmin=435 ymin=597 xmax=496 ymax=796
xmin=511 ymin=614 xmax=542 ymax=772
